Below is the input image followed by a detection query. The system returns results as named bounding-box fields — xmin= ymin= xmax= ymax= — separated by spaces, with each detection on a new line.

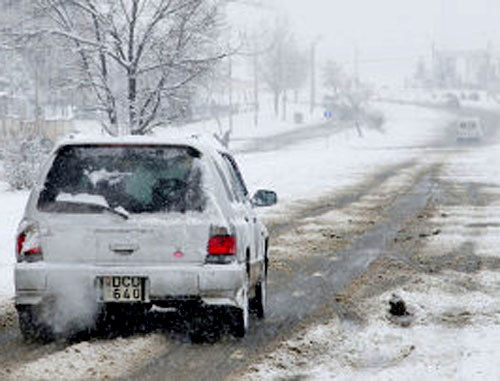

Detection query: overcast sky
xmin=233 ymin=0 xmax=500 ymax=85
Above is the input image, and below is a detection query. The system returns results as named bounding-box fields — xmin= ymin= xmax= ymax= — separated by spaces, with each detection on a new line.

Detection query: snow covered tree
xmin=323 ymin=60 xmax=345 ymax=103
xmin=3 ymin=135 xmax=52 ymax=190
xmin=260 ymin=21 xmax=308 ymax=118
xmin=28 ymin=0 xmax=225 ymax=135
xmin=0 ymin=0 xmax=79 ymax=120
xmin=323 ymin=61 xmax=376 ymax=137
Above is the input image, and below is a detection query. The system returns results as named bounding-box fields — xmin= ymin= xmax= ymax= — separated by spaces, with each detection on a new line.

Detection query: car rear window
xmin=37 ymin=145 xmax=205 ymax=214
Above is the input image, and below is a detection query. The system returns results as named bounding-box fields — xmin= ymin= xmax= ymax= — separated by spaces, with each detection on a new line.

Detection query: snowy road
xmin=236 ymin=108 xmax=500 ymax=379
xmin=234 ymin=119 xmax=350 ymax=154
xmin=2 ymin=103 xmax=499 ymax=380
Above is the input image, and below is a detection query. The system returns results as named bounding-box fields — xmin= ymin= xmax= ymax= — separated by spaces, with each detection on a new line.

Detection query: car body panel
xmin=16 ymin=262 xmax=245 ymax=304
xmin=456 ymin=118 xmax=483 ymax=141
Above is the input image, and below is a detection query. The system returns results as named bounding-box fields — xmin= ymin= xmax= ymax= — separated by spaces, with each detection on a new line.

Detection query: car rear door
xmin=219 ymin=153 xmax=262 ymax=284
xmin=35 ymin=144 xmax=214 ymax=266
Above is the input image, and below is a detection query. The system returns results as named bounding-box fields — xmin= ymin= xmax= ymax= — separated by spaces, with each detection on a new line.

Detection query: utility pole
xmin=34 ymin=52 xmax=40 ymax=127
xmin=245 ymin=31 xmax=275 ymax=127
xmin=309 ymin=42 xmax=316 ymax=115
xmin=253 ymin=42 xmax=259 ymax=127
xmin=228 ymin=53 xmax=233 ymax=132
xmin=354 ymin=44 xmax=359 ymax=89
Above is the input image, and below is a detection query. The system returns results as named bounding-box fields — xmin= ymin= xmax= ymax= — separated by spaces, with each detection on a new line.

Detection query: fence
xmin=0 ymin=118 xmax=75 ymax=143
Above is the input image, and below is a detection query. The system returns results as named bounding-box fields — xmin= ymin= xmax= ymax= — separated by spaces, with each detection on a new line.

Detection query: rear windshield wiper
xmin=58 ymin=200 xmax=130 ymax=220
xmin=101 ymin=204 xmax=130 ymax=220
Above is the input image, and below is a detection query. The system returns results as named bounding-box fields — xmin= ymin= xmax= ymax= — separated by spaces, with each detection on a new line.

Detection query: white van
xmin=456 ymin=118 xmax=483 ymax=142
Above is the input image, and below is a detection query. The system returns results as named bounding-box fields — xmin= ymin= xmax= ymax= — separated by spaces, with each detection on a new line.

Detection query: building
xmin=430 ymin=46 xmax=500 ymax=90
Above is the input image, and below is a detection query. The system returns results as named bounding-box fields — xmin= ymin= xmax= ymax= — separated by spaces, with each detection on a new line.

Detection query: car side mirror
xmin=251 ymin=189 xmax=277 ymax=207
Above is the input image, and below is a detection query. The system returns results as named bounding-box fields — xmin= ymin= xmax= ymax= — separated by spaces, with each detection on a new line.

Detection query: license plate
xmin=100 ymin=276 xmax=147 ymax=302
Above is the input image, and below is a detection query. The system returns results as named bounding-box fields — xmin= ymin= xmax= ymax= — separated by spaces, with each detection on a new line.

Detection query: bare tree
xmin=0 ymin=1 xmax=87 ymax=122
xmin=323 ymin=60 xmax=375 ymax=137
xmin=323 ymin=60 xmax=345 ymax=103
xmin=260 ymin=20 xmax=307 ymax=119
xmin=27 ymin=0 xmax=225 ymax=135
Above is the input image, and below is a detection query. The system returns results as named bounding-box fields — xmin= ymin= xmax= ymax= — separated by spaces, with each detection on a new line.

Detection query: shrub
xmin=3 ymin=136 xmax=52 ymax=190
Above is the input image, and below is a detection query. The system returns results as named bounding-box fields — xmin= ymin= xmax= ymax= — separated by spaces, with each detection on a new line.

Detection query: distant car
xmin=456 ymin=118 xmax=484 ymax=142
xmin=468 ymin=92 xmax=480 ymax=102
xmin=444 ymin=94 xmax=460 ymax=108
xmin=15 ymin=135 xmax=277 ymax=341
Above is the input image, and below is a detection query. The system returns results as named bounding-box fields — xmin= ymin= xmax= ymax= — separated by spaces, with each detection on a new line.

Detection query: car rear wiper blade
xmin=61 ymin=200 xmax=130 ymax=220
xmin=107 ymin=205 xmax=130 ymax=220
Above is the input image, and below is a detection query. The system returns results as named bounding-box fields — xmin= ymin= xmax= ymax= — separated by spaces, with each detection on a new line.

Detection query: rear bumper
xmin=457 ymin=134 xmax=481 ymax=140
xmin=15 ymin=262 xmax=245 ymax=308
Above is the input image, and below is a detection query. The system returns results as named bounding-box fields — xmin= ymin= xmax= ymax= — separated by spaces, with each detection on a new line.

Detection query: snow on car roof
xmin=55 ymin=133 xmax=229 ymax=156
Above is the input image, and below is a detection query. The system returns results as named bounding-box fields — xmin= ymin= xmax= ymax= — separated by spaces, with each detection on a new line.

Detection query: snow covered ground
xmin=239 ymin=270 xmax=500 ymax=380
xmin=380 ymin=87 xmax=500 ymax=112
xmin=75 ymin=100 xmax=326 ymax=144
xmin=237 ymin=131 xmax=500 ymax=380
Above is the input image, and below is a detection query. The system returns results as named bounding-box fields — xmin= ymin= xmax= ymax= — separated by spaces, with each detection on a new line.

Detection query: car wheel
xmin=229 ymin=276 xmax=249 ymax=338
xmin=17 ymin=305 xmax=54 ymax=343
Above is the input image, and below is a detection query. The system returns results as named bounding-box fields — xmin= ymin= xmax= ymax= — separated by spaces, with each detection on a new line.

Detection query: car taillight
xmin=207 ymin=226 xmax=236 ymax=264
xmin=208 ymin=235 xmax=236 ymax=255
xmin=16 ymin=224 xmax=43 ymax=263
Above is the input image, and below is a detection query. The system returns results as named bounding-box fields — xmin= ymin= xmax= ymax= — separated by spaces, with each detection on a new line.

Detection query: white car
xmin=15 ymin=135 xmax=276 ymax=341
xmin=456 ymin=118 xmax=484 ymax=142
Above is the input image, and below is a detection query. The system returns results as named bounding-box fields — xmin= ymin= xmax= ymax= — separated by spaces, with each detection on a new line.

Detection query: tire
xmin=17 ymin=305 xmax=55 ymax=343
xmin=229 ymin=276 xmax=249 ymax=338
